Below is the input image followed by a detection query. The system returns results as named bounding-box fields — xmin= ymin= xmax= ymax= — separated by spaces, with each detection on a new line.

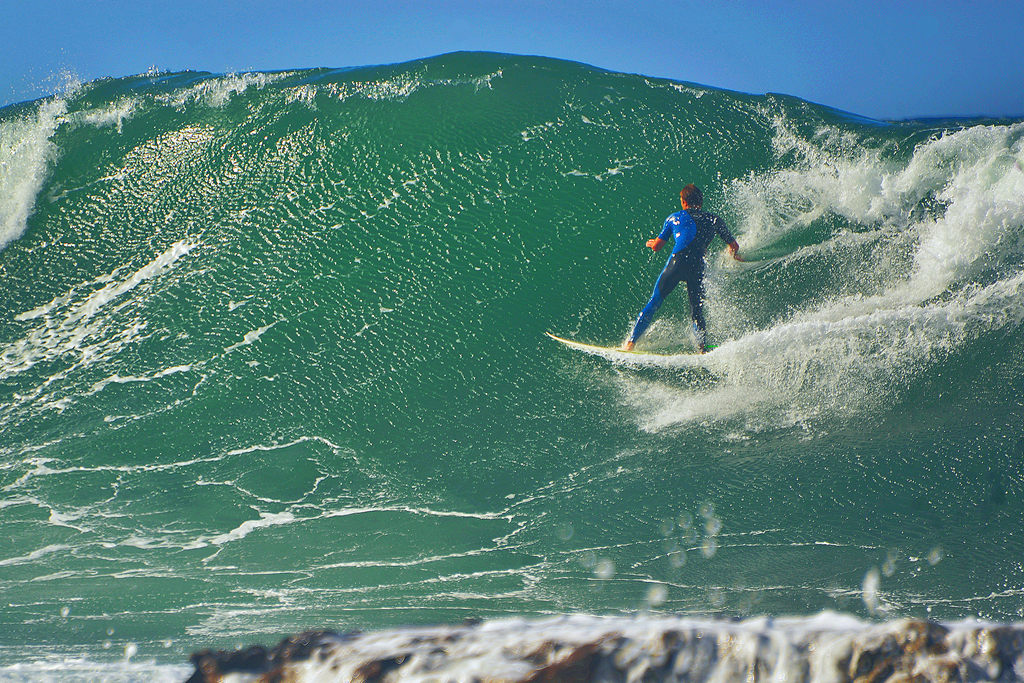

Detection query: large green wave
xmin=1 ymin=52 xmax=1023 ymax=665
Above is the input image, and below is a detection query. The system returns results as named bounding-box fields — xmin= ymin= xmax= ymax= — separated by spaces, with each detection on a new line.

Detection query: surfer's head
xmin=680 ymin=184 xmax=703 ymax=210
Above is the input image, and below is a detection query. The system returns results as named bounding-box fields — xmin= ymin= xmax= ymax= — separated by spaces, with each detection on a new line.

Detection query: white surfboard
xmin=544 ymin=332 xmax=711 ymax=364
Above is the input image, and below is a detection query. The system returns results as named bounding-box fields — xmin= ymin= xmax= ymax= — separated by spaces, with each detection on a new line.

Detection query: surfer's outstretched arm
xmin=714 ymin=215 xmax=743 ymax=261
xmin=646 ymin=217 xmax=675 ymax=251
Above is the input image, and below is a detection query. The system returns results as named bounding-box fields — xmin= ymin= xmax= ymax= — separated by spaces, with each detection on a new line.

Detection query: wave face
xmin=1 ymin=52 xmax=1023 ymax=670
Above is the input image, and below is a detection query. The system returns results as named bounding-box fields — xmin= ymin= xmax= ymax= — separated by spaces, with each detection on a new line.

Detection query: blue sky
xmin=3 ymin=0 xmax=1022 ymax=119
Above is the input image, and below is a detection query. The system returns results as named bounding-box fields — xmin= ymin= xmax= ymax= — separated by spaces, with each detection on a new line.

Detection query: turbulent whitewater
xmin=1 ymin=52 xmax=1023 ymax=678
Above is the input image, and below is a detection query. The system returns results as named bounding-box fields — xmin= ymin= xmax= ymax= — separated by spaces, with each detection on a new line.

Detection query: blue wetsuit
xmin=627 ymin=209 xmax=736 ymax=348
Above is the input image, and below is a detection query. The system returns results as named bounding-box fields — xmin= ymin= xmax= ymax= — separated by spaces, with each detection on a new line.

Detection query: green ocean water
xmin=1 ymin=52 xmax=1023 ymax=672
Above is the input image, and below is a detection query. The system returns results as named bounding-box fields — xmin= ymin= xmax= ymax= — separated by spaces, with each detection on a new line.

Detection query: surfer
xmin=623 ymin=184 xmax=741 ymax=353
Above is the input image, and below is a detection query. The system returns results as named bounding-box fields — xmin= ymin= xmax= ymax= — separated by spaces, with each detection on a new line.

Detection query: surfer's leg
xmin=628 ymin=291 xmax=663 ymax=344
xmin=685 ymin=270 xmax=708 ymax=352
xmin=628 ymin=256 xmax=683 ymax=344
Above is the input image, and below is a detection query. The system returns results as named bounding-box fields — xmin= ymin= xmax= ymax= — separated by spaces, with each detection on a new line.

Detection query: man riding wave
xmin=623 ymin=184 xmax=742 ymax=353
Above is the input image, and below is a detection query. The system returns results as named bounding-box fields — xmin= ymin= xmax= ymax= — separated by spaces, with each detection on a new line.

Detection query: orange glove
xmin=646 ymin=238 xmax=666 ymax=251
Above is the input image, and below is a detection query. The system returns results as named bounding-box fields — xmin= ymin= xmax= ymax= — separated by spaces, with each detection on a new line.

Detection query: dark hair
xmin=680 ymin=184 xmax=703 ymax=208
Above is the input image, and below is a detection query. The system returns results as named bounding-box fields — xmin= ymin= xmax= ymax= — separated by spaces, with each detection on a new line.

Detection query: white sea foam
xmin=0 ymin=544 xmax=70 ymax=567
xmin=0 ymin=97 xmax=66 ymax=251
xmin=206 ymin=613 xmax=1022 ymax=683
xmin=908 ymin=124 xmax=1024 ymax=295
xmin=298 ymin=68 xmax=504 ymax=106
xmin=0 ymin=240 xmax=199 ymax=427
xmin=206 ymin=511 xmax=296 ymax=546
xmin=321 ymin=505 xmax=508 ymax=522
xmin=2 ymin=240 xmax=197 ymax=378
xmin=80 ymin=98 xmax=137 ymax=132
xmin=224 ymin=435 xmax=350 ymax=457
xmin=223 ymin=322 xmax=277 ymax=354
xmin=14 ymin=240 xmax=196 ymax=326
xmin=160 ymin=71 xmax=291 ymax=108
xmin=625 ymin=120 xmax=1024 ymax=430
xmin=0 ymin=659 xmax=189 ymax=683
xmin=86 ymin=364 xmax=192 ymax=396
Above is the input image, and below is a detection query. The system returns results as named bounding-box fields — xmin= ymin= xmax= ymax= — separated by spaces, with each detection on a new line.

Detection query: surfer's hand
xmin=727 ymin=242 xmax=744 ymax=261
xmin=647 ymin=238 xmax=665 ymax=251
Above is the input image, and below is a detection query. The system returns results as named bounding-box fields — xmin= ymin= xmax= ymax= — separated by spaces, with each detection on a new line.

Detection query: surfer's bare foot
xmin=622 ymin=340 xmax=635 ymax=351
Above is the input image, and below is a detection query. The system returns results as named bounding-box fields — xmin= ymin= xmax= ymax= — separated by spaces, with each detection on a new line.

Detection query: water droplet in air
xmin=580 ymin=552 xmax=597 ymax=569
xmin=863 ymin=567 xmax=880 ymax=614
xmin=646 ymin=583 xmax=668 ymax=606
xmin=882 ymin=550 xmax=897 ymax=577
xmin=704 ymin=516 xmax=722 ymax=536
